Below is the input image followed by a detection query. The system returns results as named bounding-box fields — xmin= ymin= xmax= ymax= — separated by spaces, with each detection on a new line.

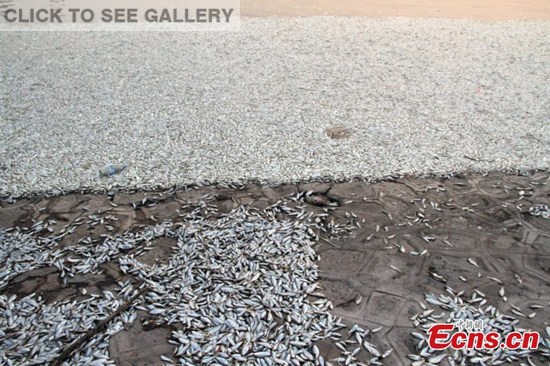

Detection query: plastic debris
xmin=99 ymin=164 xmax=127 ymax=177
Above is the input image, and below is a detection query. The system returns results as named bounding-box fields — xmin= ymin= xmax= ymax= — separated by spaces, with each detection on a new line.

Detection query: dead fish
xmin=390 ymin=265 xmax=401 ymax=273
xmin=467 ymin=258 xmax=479 ymax=268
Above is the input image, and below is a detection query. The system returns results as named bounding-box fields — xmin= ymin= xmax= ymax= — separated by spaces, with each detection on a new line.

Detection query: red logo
xmin=427 ymin=323 xmax=540 ymax=350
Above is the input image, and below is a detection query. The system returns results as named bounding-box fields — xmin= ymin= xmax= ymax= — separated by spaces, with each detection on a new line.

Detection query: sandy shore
xmin=241 ymin=0 xmax=550 ymax=20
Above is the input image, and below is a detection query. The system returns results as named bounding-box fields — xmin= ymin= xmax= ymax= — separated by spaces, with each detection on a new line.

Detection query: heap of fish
xmin=409 ymin=289 xmax=550 ymax=365
xmin=2 ymin=189 xmax=549 ymax=365
xmin=1 ymin=194 xmax=391 ymax=365
xmin=1 ymin=282 xmax=138 ymax=365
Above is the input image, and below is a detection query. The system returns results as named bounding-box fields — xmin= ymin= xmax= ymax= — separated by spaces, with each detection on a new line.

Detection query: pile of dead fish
xmin=0 ymin=229 xmax=61 ymax=291
xmin=529 ymin=204 xmax=550 ymax=220
xmin=409 ymin=289 xmax=550 ymax=365
xmin=0 ymin=281 xmax=138 ymax=365
xmin=1 ymin=195 xmax=390 ymax=365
